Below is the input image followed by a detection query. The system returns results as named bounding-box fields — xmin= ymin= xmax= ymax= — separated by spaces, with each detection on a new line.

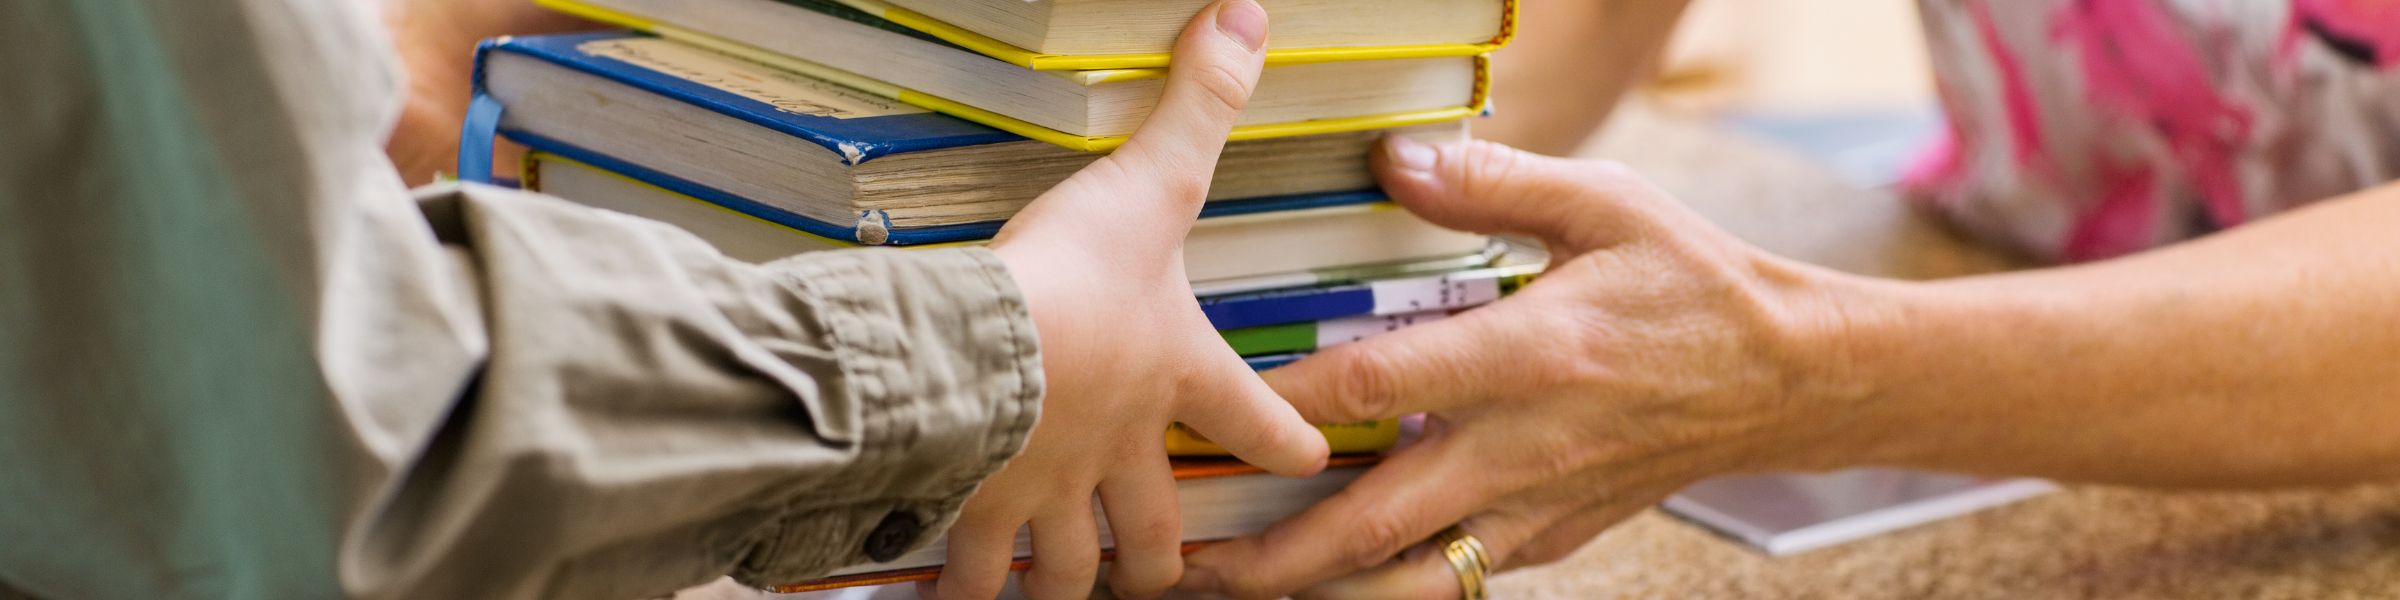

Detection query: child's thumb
xmin=1103 ymin=0 xmax=1270 ymax=187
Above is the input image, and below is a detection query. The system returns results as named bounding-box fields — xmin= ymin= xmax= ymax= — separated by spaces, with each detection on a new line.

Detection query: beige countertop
xmin=1496 ymin=485 xmax=2400 ymax=599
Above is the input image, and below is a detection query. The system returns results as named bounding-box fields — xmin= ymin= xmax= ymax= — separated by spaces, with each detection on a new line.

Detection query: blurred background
xmin=1626 ymin=0 xmax=1943 ymax=188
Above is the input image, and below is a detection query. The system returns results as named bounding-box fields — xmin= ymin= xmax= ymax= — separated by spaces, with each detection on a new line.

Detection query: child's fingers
xmin=1099 ymin=458 xmax=1186 ymax=600
xmin=1021 ymin=500 xmax=1104 ymax=600
xmin=1173 ymin=347 xmax=1330 ymax=478
xmin=933 ymin=504 xmax=1025 ymax=600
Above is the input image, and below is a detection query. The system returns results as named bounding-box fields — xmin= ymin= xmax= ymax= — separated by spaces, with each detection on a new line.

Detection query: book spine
xmin=1220 ymin=310 xmax=1454 ymax=356
xmin=1202 ymin=269 xmax=1533 ymax=330
xmin=1244 ymin=352 xmax=1308 ymax=372
xmin=1165 ymin=419 xmax=1402 ymax=456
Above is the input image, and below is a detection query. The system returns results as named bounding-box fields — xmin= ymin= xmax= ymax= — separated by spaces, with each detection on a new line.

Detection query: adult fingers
xmin=1099 ymin=455 xmax=1185 ymax=600
xmin=1373 ymin=135 xmax=1666 ymax=255
xmin=1179 ymin=432 xmax=1496 ymax=600
xmin=1107 ymin=0 xmax=1270 ymax=188
xmin=1171 ymin=343 xmax=1329 ymax=478
xmin=1261 ymin=306 xmax=1524 ymax=425
xmin=1019 ymin=500 xmax=1103 ymax=600
xmin=932 ymin=500 xmax=1027 ymax=600
xmin=1290 ymin=543 xmax=1453 ymax=600
xmin=1290 ymin=498 xmax=1578 ymax=600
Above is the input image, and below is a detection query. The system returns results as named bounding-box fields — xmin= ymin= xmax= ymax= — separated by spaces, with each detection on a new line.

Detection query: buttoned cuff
xmin=727 ymin=246 xmax=1044 ymax=587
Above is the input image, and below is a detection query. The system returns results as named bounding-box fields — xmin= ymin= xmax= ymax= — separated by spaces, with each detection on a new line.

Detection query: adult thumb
xmin=1373 ymin=136 xmax=1658 ymax=254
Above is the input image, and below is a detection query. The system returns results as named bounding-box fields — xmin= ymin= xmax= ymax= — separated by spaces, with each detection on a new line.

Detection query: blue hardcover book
xmin=1199 ymin=264 xmax=1542 ymax=331
xmin=463 ymin=32 xmax=1468 ymax=246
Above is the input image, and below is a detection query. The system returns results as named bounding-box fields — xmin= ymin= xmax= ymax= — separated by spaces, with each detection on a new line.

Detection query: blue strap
xmin=456 ymin=91 xmax=506 ymax=183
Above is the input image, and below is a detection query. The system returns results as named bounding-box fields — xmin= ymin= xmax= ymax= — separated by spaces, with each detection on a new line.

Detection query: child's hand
xmin=943 ymin=1 xmax=1330 ymax=599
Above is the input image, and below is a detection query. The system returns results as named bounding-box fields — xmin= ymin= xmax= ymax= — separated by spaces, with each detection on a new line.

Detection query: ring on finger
xmin=1430 ymin=525 xmax=1492 ymax=600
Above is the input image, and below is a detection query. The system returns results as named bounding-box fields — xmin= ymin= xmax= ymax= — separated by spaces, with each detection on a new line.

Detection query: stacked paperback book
xmin=459 ymin=0 xmax=1523 ymax=593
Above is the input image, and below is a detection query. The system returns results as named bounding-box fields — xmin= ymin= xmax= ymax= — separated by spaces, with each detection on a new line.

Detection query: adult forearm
xmin=1828 ymin=183 xmax=2400 ymax=487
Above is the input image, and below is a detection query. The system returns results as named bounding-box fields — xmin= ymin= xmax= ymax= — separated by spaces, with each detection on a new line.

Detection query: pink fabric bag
xmin=1904 ymin=0 xmax=2400 ymax=262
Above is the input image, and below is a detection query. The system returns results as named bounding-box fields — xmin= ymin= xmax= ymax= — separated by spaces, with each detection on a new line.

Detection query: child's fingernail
xmin=1216 ymin=0 xmax=1268 ymax=52
xmin=1179 ymin=567 xmax=1222 ymax=592
xmin=1385 ymin=135 xmax=1438 ymax=173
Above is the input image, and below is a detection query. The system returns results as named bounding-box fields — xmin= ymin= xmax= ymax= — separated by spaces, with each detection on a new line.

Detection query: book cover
xmin=530 ymin=0 xmax=1493 ymax=151
xmin=1199 ymin=264 xmax=1538 ymax=331
xmin=1188 ymin=248 xmax=1501 ymax=297
xmin=815 ymin=0 xmax=1518 ymax=71
xmin=1663 ymin=469 xmax=2058 ymax=556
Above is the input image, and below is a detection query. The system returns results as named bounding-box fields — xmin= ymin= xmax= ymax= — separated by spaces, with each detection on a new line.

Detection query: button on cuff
xmin=862 ymin=510 xmax=924 ymax=563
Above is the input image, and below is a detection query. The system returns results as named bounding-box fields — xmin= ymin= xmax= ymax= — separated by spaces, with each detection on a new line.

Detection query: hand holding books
xmin=1178 ymin=138 xmax=1852 ymax=599
xmin=948 ymin=2 xmax=1332 ymax=599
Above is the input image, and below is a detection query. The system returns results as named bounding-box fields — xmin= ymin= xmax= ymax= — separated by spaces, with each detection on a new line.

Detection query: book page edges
xmin=543 ymin=0 xmax=1490 ymax=151
xmin=831 ymin=0 xmax=1517 ymax=71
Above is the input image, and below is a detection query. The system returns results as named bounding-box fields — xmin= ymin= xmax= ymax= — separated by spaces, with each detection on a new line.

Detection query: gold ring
xmin=1430 ymin=525 xmax=1492 ymax=600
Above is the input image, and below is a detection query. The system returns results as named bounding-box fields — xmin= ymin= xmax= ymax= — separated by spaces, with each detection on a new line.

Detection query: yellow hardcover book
xmin=826 ymin=0 xmax=1518 ymax=71
xmin=536 ymin=0 xmax=1492 ymax=152
xmin=1165 ymin=419 xmax=1403 ymax=456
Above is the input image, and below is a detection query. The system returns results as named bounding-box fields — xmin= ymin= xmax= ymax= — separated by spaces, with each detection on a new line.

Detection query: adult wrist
xmin=1750 ymin=260 xmax=1926 ymax=473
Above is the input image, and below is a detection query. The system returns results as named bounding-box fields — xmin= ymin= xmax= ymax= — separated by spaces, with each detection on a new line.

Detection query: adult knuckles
xmin=1208 ymin=550 xmax=1300 ymax=600
xmin=1340 ymin=506 xmax=1420 ymax=572
xmin=1521 ymin=427 xmax=1606 ymax=486
xmin=1318 ymin=347 xmax=1406 ymax=423
xmin=1447 ymin=140 xmax=1527 ymax=205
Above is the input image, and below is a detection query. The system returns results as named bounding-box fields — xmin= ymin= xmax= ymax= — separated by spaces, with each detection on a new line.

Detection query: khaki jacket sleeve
xmin=349 ymin=184 xmax=1043 ymax=599
xmin=0 ymin=1 xmax=1048 ymax=598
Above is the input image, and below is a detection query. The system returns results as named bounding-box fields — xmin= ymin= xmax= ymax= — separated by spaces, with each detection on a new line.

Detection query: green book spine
xmin=1220 ymin=322 xmax=1317 ymax=357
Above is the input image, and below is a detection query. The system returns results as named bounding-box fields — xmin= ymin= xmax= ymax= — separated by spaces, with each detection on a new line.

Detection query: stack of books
xmin=459 ymin=0 xmax=1522 ymax=593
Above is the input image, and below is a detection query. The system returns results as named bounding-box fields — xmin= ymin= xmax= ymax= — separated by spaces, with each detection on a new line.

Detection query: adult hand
xmin=944 ymin=2 xmax=1330 ymax=599
xmin=1179 ymin=137 xmax=1872 ymax=599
